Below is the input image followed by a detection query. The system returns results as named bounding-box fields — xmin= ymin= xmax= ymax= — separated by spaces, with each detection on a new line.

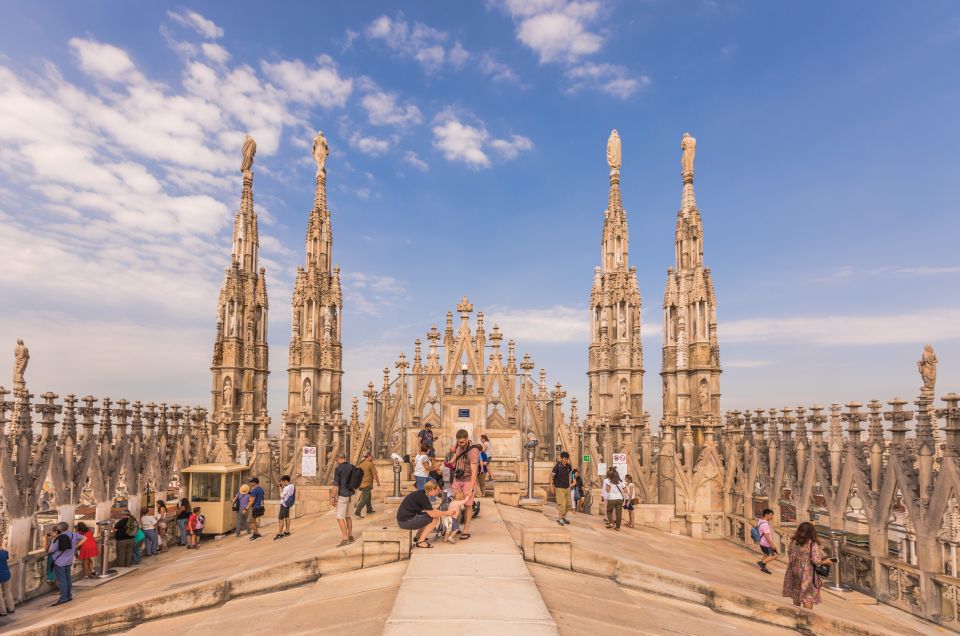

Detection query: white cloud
xmin=490 ymin=134 xmax=534 ymax=159
xmin=431 ymin=111 xmax=532 ymax=168
xmin=485 ymin=306 xmax=588 ymax=343
xmin=261 ymin=58 xmax=353 ymax=108
xmin=723 ymin=308 xmax=960 ymax=346
xmin=517 ymin=12 xmax=602 ymax=63
xmin=364 ymin=13 xmax=464 ymax=74
xmin=449 ymin=42 xmax=470 ymax=68
xmin=819 ymin=265 xmax=960 ymax=282
xmin=166 ymin=9 xmax=224 ymax=39
xmin=432 ymin=116 xmax=490 ymax=168
xmin=724 ymin=360 xmax=773 ymax=369
xmin=360 ymin=91 xmax=422 ymax=126
xmin=478 ymin=53 xmax=521 ymax=84
xmin=404 ymin=150 xmax=429 ymax=171
xmin=344 ymin=272 xmax=408 ymax=316
xmin=69 ymin=38 xmax=136 ymax=81
xmin=201 ymin=42 xmax=231 ymax=65
xmin=566 ymin=62 xmax=649 ymax=98
xmin=349 ymin=131 xmax=391 ymax=155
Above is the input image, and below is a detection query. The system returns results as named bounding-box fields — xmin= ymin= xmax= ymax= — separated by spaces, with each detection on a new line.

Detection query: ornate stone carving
xmin=240 ymin=134 xmax=256 ymax=172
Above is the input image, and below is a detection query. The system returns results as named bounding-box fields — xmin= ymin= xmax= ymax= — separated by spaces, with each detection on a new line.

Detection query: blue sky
xmin=1 ymin=1 xmax=958 ymax=426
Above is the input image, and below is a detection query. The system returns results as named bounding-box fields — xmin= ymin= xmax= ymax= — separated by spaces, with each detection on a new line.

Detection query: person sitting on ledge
xmin=396 ymin=480 xmax=454 ymax=549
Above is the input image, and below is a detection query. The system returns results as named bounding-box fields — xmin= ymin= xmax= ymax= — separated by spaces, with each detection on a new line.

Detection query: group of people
xmin=396 ymin=428 xmax=484 ymax=548
xmin=753 ymin=509 xmax=838 ymax=611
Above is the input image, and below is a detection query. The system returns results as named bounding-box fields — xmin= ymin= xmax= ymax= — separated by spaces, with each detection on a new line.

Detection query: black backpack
xmin=56 ymin=532 xmax=72 ymax=552
xmin=347 ymin=464 xmax=364 ymax=490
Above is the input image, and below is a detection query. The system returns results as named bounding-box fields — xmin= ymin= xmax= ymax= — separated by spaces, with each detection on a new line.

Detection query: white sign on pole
xmin=612 ymin=453 xmax=628 ymax=479
xmin=301 ymin=446 xmax=318 ymax=477
xmin=597 ymin=462 xmax=607 ymax=477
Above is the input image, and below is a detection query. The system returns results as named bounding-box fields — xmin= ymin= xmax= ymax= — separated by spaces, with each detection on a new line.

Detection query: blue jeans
xmin=415 ymin=475 xmax=429 ymax=490
xmin=143 ymin=529 xmax=158 ymax=556
xmin=177 ymin=518 xmax=188 ymax=545
xmin=53 ymin=563 xmax=72 ymax=602
xmin=133 ymin=540 xmax=142 ymax=564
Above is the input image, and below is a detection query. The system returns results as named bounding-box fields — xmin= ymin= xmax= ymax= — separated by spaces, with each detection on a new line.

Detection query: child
xmin=187 ymin=507 xmax=204 ymax=550
xmin=75 ymin=521 xmax=99 ymax=579
xmin=441 ymin=461 xmax=454 ymax=500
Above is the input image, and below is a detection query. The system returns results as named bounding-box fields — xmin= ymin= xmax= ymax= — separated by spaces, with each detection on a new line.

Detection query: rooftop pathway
xmin=501 ymin=503 xmax=951 ymax=636
xmin=382 ymin=502 xmax=558 ymax=635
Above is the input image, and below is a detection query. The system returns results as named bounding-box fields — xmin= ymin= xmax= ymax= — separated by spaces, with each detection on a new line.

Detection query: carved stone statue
xmin=681 ymin=132 xmax=696 ymax=175
xmin=619 ymin=384 xmax=629 ymax=413
xmin=303 ymin=379 xmax=312 ymax=407
xmin=918 ymin=344 xmax=938 ymax=393
xmin=223 ymin=377 xmax=233 ymax=406
xmin=618 ymin=312 xmax=627 ymax=339
xmin=312 ymin=131 xmax=329 ymax=174
xmin=698 ymin=380 xmax=709 ymax=413
xmin=240 ymin=135 xmax=257 ymax=173
xmin=13 ymin=339 xmax=28 ymax=386
xmin=606 ymin=129 xmax=621 ymax=171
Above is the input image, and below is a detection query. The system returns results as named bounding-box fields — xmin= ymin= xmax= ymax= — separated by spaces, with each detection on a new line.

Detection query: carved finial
xmin=457 ymin=296 xmax=474 ymax=315
xmin=606 ymin=129 xmax=621 ymax=172
xmin=240 ymin=134 xmax=257 ymax=173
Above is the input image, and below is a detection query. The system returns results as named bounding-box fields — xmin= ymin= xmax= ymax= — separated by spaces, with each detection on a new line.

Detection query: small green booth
xmin=182 ymin=462 xmax=248 ymax=535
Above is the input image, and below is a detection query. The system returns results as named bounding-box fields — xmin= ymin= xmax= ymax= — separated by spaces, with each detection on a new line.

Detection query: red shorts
xmin=452 ymin=480 xmax=475 ymax=505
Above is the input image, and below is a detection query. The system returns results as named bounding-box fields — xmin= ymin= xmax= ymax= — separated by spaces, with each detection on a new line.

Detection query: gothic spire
xmin=306 ymin=131 xmax=331 ymax=273
xmin=232 ymin=134 xmax=260 ymax=274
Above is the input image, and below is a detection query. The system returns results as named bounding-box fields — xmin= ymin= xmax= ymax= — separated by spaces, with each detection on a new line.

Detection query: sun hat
xmin=240 ymin=484 xmax=250 ymax=494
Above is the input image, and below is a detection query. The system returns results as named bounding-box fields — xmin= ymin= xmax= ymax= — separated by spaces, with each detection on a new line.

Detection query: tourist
xmin=131 ymin=513 xmax=144 ymax=564
xmin=187 ymin=506 xmax=203 ymax=549
xmin=354 ymin=450 xmax=380 ymax=519
xmin=275 ymin=474 xmax=295 ymax=540
xmin=330 ymin=452 xmax=357 ymax=547
xmin=176 ymin=498 xmax=191 ymax=546
xmin=248 ymin=477 xmax=266 ymax=540
xmin=113 ymin=509 xmax=137 ymax=567
xmin=140 ymin=508 xmax=159 ymax=557
xmin=49 ymin=521 xmax=83 ymax=606
xmin=623 ymin=474 xmax=637 ymax=528
xmin=550 ymin=451 xmax=574 ymax=526
xmin=782 ymin=521 xmax=835 ymax=610
xmin=571 ymin=468 xmax=583 ymax=513
xmin=418 ymin=422 xmax=434 ymax=454
xmin=603 ymin=467 xmax=625 ymax=530
xmin=75 ymin=521 xmax=98 ymax=578
xmin=396 ymin=480 xmax=454 ymax=548
xmin=0 ymin=538 xmax=14 ymax=614
xmin=450 ymin=428 xmax=481 ymax=540
xmin=413 ymin=443 xmax=432 ymax=490
xmin=479 ymin=433 xmax=493 ymax=489
xmin=234 ymin=483 xmax=251 ymax=537
xmin=755 ymin=508 xmax=778 ymax=574
xmin=155 ymin=500 xmax=169 ymax=552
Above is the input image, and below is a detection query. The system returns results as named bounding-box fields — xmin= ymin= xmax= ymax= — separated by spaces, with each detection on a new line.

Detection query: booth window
xmin=190 ymin=473 xmax=222 ymax=502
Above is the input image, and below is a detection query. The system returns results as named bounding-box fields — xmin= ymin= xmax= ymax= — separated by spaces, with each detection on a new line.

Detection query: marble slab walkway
xmin=382 ymin=502 xmax=558 ymax=636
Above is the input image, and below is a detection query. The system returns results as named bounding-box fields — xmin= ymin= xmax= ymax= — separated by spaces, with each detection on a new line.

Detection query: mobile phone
xmin=829 ymin=557 xmax=839 ymax=562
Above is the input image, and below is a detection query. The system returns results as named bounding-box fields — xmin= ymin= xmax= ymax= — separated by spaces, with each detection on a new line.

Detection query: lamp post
xmin=392 ymin=458 xmax=402 ymax=498
xmin=460 ymin=363 xmax=468 ymax=396
xmin=520 ymin=433 xmax=539 ymax=504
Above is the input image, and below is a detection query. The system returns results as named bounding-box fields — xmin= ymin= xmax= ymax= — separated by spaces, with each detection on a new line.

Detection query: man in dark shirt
xmin=248 ymin=477 xmax=266 ymax=541
xmin=550 ymin=451 xmax=574 ymax=526
xmin=330 ymin=453 xmax=356 ymax=547
xmin=418 ymin=423 xmax=436 ymax=457
xmin=113 ymin=509 xmax=136 ymax=566
xmin=396 ymin=480 xmax=452 ymax=548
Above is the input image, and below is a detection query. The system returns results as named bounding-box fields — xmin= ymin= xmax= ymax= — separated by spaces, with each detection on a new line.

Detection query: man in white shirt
xmin=276 ymin=475 xmax=296 ymax=540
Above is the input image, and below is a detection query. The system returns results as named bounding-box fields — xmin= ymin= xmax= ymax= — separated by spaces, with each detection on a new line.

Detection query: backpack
xmin=347 ymin=465 xmax=364 ymax=491
xmin=453 ymin=444 xmax=483 ymax=479
xmin=195 ymin=514 xmax=205 ymax=530
xmin=126 ymin=516 xmax=140 ymax=536
xmin=56 ymin=532 xmax=72 ymax=552
xmin=750 ymin=522 xmax=762 ymax=543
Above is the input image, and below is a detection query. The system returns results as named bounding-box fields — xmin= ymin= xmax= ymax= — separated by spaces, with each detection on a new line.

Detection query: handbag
xmin=810 ymin=542 xmax=830 ymax=581
xmin=135 ymin=528 xmax=145 ymax=543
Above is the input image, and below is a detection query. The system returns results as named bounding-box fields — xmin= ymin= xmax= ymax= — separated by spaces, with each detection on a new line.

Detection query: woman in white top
xmin=414 ymin=443 xmax=432 ymax=491
xmin=140 ymin=508 xmax=159 ymax=557
xmin=622 ymin=474 xmax=637 ymax=528
xmin=602 ymin=467 xmax=625 ymax=530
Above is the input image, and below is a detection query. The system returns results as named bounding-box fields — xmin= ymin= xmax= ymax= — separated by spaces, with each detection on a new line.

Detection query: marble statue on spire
xmin=312 ymin=131 xmax=329 ymax=175
xmin=13 ymin=339 xmax=28 ymax=387
xmin=681 ymin=132 xmax=696 ymax=175
xmin=606 ymin=129 xmax=621 ymax=171
xmin=918 ymin=344 xmax=938 ymax=394
xmin=241 ymin=134 xmax=257 ymax=172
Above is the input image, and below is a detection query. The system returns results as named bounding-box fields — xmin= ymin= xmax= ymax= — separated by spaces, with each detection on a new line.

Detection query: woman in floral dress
xmin=782 ymin=521 xmax=833 ymax=609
